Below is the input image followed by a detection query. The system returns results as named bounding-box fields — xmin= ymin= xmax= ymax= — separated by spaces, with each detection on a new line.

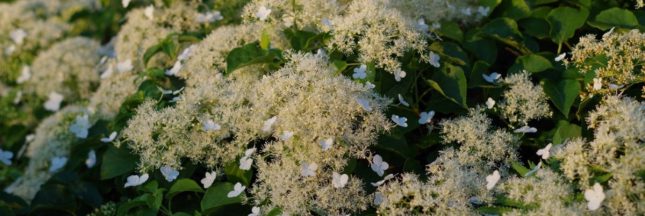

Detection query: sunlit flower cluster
xmin=0 ymin=0 xmax=100 ymax=82
xmin=241 ymin=0 xmax=341 ymax=30
xmin=25 ymin=37 xmax=102 ymax=101
xmin=498 ymin=71 xmax=552 ymax=126
xmin=568 ymin=29 xmax=645 ymax=96
xmin=554 ymin=96 xmax=645 ymax=215
xmin=5 ymin=105 xmax=89 ymax=200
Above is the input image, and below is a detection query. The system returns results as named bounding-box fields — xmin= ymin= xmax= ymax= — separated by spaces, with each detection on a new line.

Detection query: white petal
xmin=49 ymin=156 xmax=68 ymax=173
xmin=203 ymin=119 xmax=221 ymax=131
xmin=584 ymin=183 xmax=605 ymax=211
xmin=16 ymin=65 xmax=30 ymax=84
xmin=101 ymin=131 xmax=118 ymax=143
xmin=239 ymin=157 xmax=253 ymax=170
xmin=256 ymin=6 xmax=271 ymax=21
xmin=418 ymin=111 xmax=435 ymax=125
xmin=227 ymin=183 xmax=245 ymax=197
xmin=262 ymin=116 xmax=278 ymax=132
xmin=0 ymin=149 xmax=14 ymax=166
xmin=398 ymin=94 xmax=410 ymax=107
xmin=485 ymin=170 xmax=500 ymax=190
xmin=319 ymin=138 xmax=334 ymax=151
xmin=85 ymin=150 xmax=96 ymax=168
xmin=160 ymin=166 xmax=180 ymax=182
xmin=356 ymin=98 xmax=372 ymax=112
xmin=201 ymin=171 xmax=217 ymax=189
xmin=280 ymin=131 xmax=294 ymax=141
xmin=391 ymin=115 xmax=408 ymax=127
xmin=514 ymin=126 xmax=537 ymax=133
xmin=486 ymin=97 xmax=495 ymax=109
xmin=144 ymin=5 xmax=155 ymax=20
xmin=116 ymin=59 xmax=133 ymax=73
xmin=44 ymin=92 xmax=64 ymax=111
xmin=555 ymin=53 xmax=566 ymax=62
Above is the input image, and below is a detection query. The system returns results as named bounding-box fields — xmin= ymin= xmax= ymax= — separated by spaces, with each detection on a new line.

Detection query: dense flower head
xmin=498 ymin=169 xmax=585 ymax=216
xmin=114 ymin=2 xmax=201 ymax=70
xmin=241 ymin=0 xmax=342 ymax=30
xmin=179 ymin=23 xmax=288 ymax=83
xmin=0 ymin=0 xmax=100 ymax=82
xmin=554 ymin=96 xmax=645 ymax=215
xmin=327 ymin=0 xmax=431 ymax=75
xmin=568 ymin=29 xmax=645 ymax=96
xmin=25 ymin=37 xmax=102 ymax=101
xmin=440 ymin=108 xmax=518 ymax=169
xmin=5 ymin=105 xmax=89 ymax=200
xmin=498 ymin=71 xmax=552 ymax=126
xmin=123 ymin=52 xmax=391 ymax=214
xmin=387 ymin=0 xmax=488 ymax=24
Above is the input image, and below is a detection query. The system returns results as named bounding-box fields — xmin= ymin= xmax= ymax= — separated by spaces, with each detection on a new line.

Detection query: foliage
xmin=0 ymin=0 xmax=643 ymax=215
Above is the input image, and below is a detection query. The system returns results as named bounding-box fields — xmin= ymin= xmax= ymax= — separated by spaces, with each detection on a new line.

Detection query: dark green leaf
xmin=482 ymin=18 xmax=523 ymax=41
xmin=167 ymin=179 xmax=204 ymax=200
xmin=542 ymin=79 xmax=580 ymax=116
xmin=225 ymin=42 xmax=283 ymax=74
xmin=438 ymin=21 xmax=463 ymax=42
xmin=427 ymin=64 xmax=468 ymax=108
xmin=588 ymin=7 xmax=639 ymax=30
xmin=224 ymin=161 xmax=252 ymax=186
xmin=552 ymin=120 xmax=582 ymax=145
xmin=200 ymin=182 xmax=243 ymax=214
xmin=500 ymin=0 xmax=531 ymax=20
xmin=516 ymin=54 xmax=553 ymax=73
xmin=547 ymin=7 xmax=589 ymax=44
xmin=511 ymin=162 xmax=531 ymax=177
xmin=100 ymin=144 xmax=138 ymax=180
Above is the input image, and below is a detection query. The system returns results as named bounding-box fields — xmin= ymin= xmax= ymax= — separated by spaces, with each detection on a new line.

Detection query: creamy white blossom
xmin=160 ymin=166 xmax=180 ymax=182
xmin=584 ymin=183 xmax=605 ymax=211
xmin=227 ymin=182 xmax=245 ymax=197
xmin=485 ymin=170 xmax=500 ymax=190
xmin=124 ymin=174 xmax=149 ymax=188
xmin=201 ymin=171 xmax=217 ymax=189
xmin=370 ymin=155 xmax=389 ymax=177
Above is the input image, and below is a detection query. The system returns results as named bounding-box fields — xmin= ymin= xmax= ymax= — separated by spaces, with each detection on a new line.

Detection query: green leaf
xmin=376 ymin=134 xmax=415 ymax=159
xmin=260 ymin=29 xmax=271 ymax=50
xmin=552 ymin=120 xmax=582 ymax=145
xmin=283 ymin=28 xmax=317 ymax=51
xmin=463 ymin=37 xmax=497 ymax=65
xmin=224 ymin=161 xmax=252 ymax=185
xmin=266 ymin=207 xmax=283 ymax=216
xmin=167 ymin=179 xmax=204 ymax=200
xmin=200 ymin=183 xmax=243 ymax=214
xmin=482 ymin=18 xmax=523 ymax=40
xmin=100 ymin=145 xmax=138 ymax=180
xmin=225 ymin=42 xmax=283 ymax=74
xmin=477 ymin=206 xmax=513 ymax=215
xmin=438 ymin=21 xmax=463 ymax=42
xmin=117 ymin=193 xmax=156 ymax=215
xmin=511 ymin=162 xmax=530 ymax=177
xmin=542 ymin=79 xmax=580 ymax=116
xmin=516 ymin=54 xmax=553 ymax=73
xmin=588 ymin=7 xmax=639 ymax=31
xmin=546 ymin=7 xmax=589 ymax=44
xmin=427 ymin=64 xmax=468 ymax=108
xmin=467 ymin=61 xmax=493 ymax=88
xmin=480 ymin=0 xmax=502 ymax=9
xmin=143 ymin=42 xmax=164 ymax=67
xmin=30 ymin=184 xmax=76 ymax=213
xmin=332 ymin=60 xmax=348 ymax=75
xmin=519 ymin=18 xmax=550 ymax=39
xmin=500 ymin=0 xmax=531 ymax=20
